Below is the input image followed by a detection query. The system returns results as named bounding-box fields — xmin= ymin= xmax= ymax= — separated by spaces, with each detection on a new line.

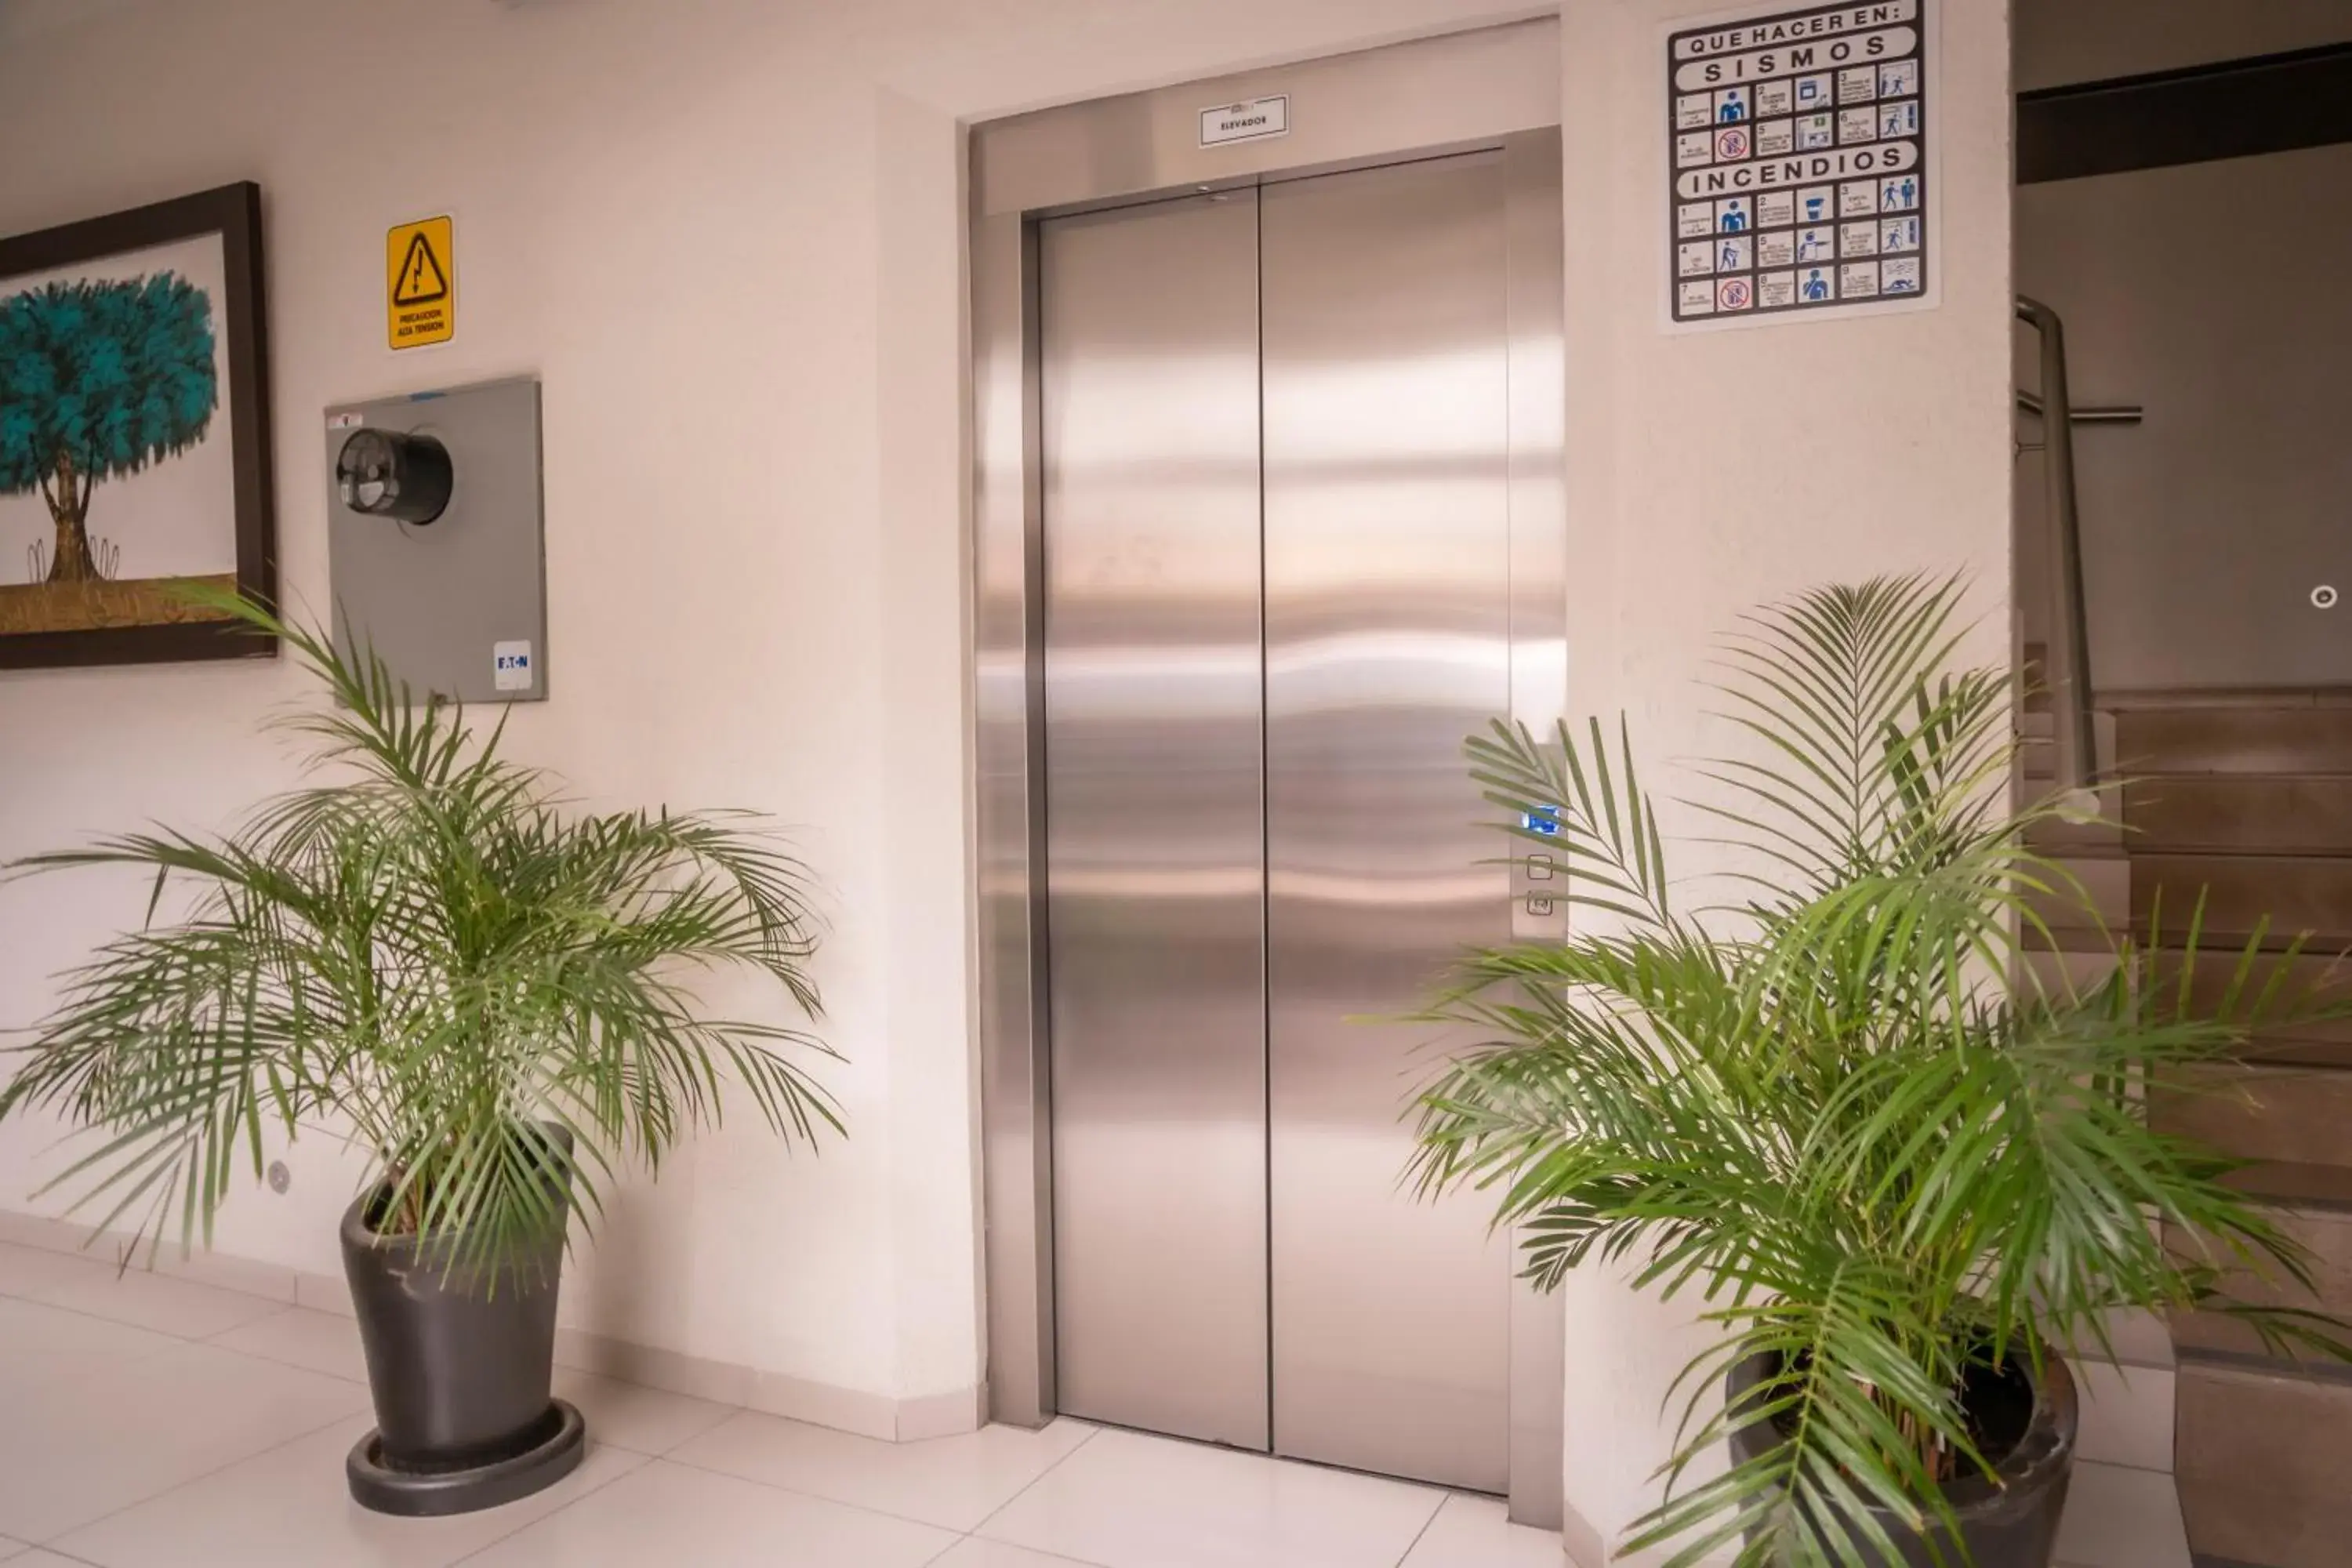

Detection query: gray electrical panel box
xmin=325 ymin=376 xmax=546 ymax=703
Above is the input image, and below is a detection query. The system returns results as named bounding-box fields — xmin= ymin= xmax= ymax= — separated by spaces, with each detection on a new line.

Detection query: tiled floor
xmin=0 ymin=1240 xmax=1555 ymax=1567
xmin=0 ymin=1238 xmax=2190 ymax=1567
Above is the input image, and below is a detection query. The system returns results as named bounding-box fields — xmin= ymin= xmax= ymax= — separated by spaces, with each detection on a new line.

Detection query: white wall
xmin=0 ymin=0 xmax=2014 ymax=1549
xmin=1555 ymin=0 xmax=2013 ymax=1559
xmin=0 ymin=0 xmax=1548 ymax=1423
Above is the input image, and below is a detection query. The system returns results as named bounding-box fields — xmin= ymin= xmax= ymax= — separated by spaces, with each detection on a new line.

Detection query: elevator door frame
xmin=969 ymin=19 xmax=1568 ymax=1527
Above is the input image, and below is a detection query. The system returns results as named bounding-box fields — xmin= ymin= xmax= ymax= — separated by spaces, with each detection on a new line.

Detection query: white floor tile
xmin=209 ymin=1306 xmax=371 ymax=1382
xmin=0 ymin=1242 xmax=116 ymax=1301
xmin=2071 ymin=1361 xmax=2176 ymax=1473
xmin=2054 ymin=1459 xmax=2190 ymax=1568
xmin=53 ymin=1415 xmax=641 ymax=1568
xmin=670 ymin=1410 xmax=1095 ymax=1532
xmin=0 ymin=1537 xmax=25 ymax=1563
xmin=930 ymin=1539 xmax=1108 ymax=1568
xmin=17 ymin=1258 xmax=287 ymax=1339
xmin=462 ymin=1457 xmax=957 ymax=1567
xmin=9 ymin=1553 xmax=93 ymax=1567
xmin=553 ymin=1368 xmax=737 ymax=1456
xmin=0 ymin=1341 xmax=369 ymax=1541
xmin=0 ymin=1297 xmax=183 ymax=1398
xmin=977 ymin=1427 xmax=1449 ymax=1568
xmin=1399 ymin=1494 xmax=1563 ymax=1567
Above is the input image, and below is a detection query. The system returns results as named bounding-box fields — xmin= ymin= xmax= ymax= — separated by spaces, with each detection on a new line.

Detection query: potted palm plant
xmin=0 ymin=597 xmax=838 ymax=1516
xmin=1410 ymin=575 xmax=2344 ymax=1567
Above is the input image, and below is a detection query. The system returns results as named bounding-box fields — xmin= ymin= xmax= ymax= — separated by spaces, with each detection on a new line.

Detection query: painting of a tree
xmin=0 ymin=182 xmax=273 ymax=669
xmin=0 ymin=274 xmax=219 ymax=583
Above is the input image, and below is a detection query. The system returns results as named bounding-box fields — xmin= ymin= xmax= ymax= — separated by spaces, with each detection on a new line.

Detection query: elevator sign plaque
xmin=1666 ymin=0 xmax=1931 ymax=327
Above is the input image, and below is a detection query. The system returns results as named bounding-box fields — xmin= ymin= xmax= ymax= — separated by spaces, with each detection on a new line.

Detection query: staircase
xmin=2086 ymin=703 xmax=2352 ymax=1568
xmin=2118 ymin=704 xmax=2352 ymax=1568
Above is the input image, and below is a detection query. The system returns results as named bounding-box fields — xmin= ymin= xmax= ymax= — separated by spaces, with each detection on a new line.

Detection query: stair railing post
xmin=2018 ymin=296 xmax=2099 ymax=808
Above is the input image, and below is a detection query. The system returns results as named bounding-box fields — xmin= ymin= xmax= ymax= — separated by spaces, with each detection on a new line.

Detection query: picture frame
xmin=0 ymin=182 xmax=276 ymax=669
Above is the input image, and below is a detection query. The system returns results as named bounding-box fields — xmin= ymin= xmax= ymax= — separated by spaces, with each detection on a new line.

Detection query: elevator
xmin=971 ymin=20 xmax=1567 ymax=1523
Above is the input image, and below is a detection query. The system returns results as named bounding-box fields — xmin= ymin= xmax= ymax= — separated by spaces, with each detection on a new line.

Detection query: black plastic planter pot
xmin=1726 ymin=1349 xmax=2078 ymax=1567
xmin=339 ymin=1172 xmax=585 ymax=1516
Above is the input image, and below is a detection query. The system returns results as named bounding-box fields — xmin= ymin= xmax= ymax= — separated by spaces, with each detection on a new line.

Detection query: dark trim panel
xmin=2018 ymin=43 xmax=2352 ymax=184
xmin=0 ymin=182 xmax=277 ymax=670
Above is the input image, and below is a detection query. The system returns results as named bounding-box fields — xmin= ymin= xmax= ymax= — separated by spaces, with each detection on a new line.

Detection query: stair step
xmin=2147 ymin=950 xmax=2352 ymax=1068
xmin=2022 ymin=946 xmax=2122 ymax=1000
xmin=2029 ymin=821 xmax=2129 ymax=858
xmin=2129 ymin=854 xmax=2352 ymax=947
xmin=2176 ymin=1357 xmax=2352 ymax=1568
xmin=2116 ymin=706 xmax=2352 ymax=778
xmin=2151 ymin=1064 xmax=2352 ymax=1177
xmin=2031 ymin=853 xmax=2134 ymax=934
xmin=2170 ymin=1205 xmax=2352 ymax=1365
xmin=2122 ymin=776 xmax=2352 ymax=855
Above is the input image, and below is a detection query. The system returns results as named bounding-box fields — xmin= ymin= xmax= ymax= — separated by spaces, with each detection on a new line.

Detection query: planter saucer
xmin=346 ymin=1398 xmax=586 ymax=1517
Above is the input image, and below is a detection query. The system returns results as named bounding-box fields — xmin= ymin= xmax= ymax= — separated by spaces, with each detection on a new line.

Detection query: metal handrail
xmin=2016 ymin=296 xmax=2098 ymax=799
xmin=2014 ymin=390 xmax=2142 ymax=426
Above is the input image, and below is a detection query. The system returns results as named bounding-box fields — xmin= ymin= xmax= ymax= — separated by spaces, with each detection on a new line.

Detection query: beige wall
xmin=2012 ymin=0 xmax=2352 ymax=694
xmin=0 ymin=0 xmax=2015 ymax=1550
xmin=2015 ymin=0 xmax=2352 ymax=91
xmin=2017 ymin=143 xmax=2352 ymax=693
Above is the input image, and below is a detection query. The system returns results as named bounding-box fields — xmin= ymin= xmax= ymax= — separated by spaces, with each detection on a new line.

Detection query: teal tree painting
xmin=0 ymin=274 xmax=219 ymax=586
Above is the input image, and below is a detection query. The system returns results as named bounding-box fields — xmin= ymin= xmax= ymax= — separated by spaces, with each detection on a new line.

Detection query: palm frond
xmin=0 ymin=592 xmax=836 ymax=1277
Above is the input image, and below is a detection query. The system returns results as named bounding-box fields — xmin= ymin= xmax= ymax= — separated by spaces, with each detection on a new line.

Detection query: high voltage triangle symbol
xmin=394 ymin=231 xmax=448 ymax=307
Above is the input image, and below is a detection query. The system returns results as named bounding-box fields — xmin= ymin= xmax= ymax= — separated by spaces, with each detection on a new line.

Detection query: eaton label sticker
xmin=492 ymin=641 xmax=535 ymax=692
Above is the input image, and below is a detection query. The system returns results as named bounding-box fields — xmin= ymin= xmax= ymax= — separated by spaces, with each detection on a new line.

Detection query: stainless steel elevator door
xmin=1261 ymin=154 xmax=1513 ymax=1491
xmin=1040 ymin=191 xmax=1271 ymax=1452
xmin=1040 ymin=154 xmax=1514 ymax=1490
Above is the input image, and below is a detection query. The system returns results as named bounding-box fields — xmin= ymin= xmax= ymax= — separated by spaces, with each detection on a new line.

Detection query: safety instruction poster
xmin=1667 ymin=0 xmax=1930 ymax=326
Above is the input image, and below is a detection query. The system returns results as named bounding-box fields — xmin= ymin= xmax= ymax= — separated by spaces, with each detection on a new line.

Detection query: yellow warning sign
xmin=387 ymin=216 xmax=455 ymax=350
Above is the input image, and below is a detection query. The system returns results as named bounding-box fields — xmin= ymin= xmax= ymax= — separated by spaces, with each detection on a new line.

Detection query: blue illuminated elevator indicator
xmin=1522 ymin=806 xmax=1563 ymax=837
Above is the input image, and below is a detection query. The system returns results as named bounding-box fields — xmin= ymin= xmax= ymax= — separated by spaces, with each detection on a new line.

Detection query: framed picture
xmin=0 ymin=182 xmax=275 ymax=669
